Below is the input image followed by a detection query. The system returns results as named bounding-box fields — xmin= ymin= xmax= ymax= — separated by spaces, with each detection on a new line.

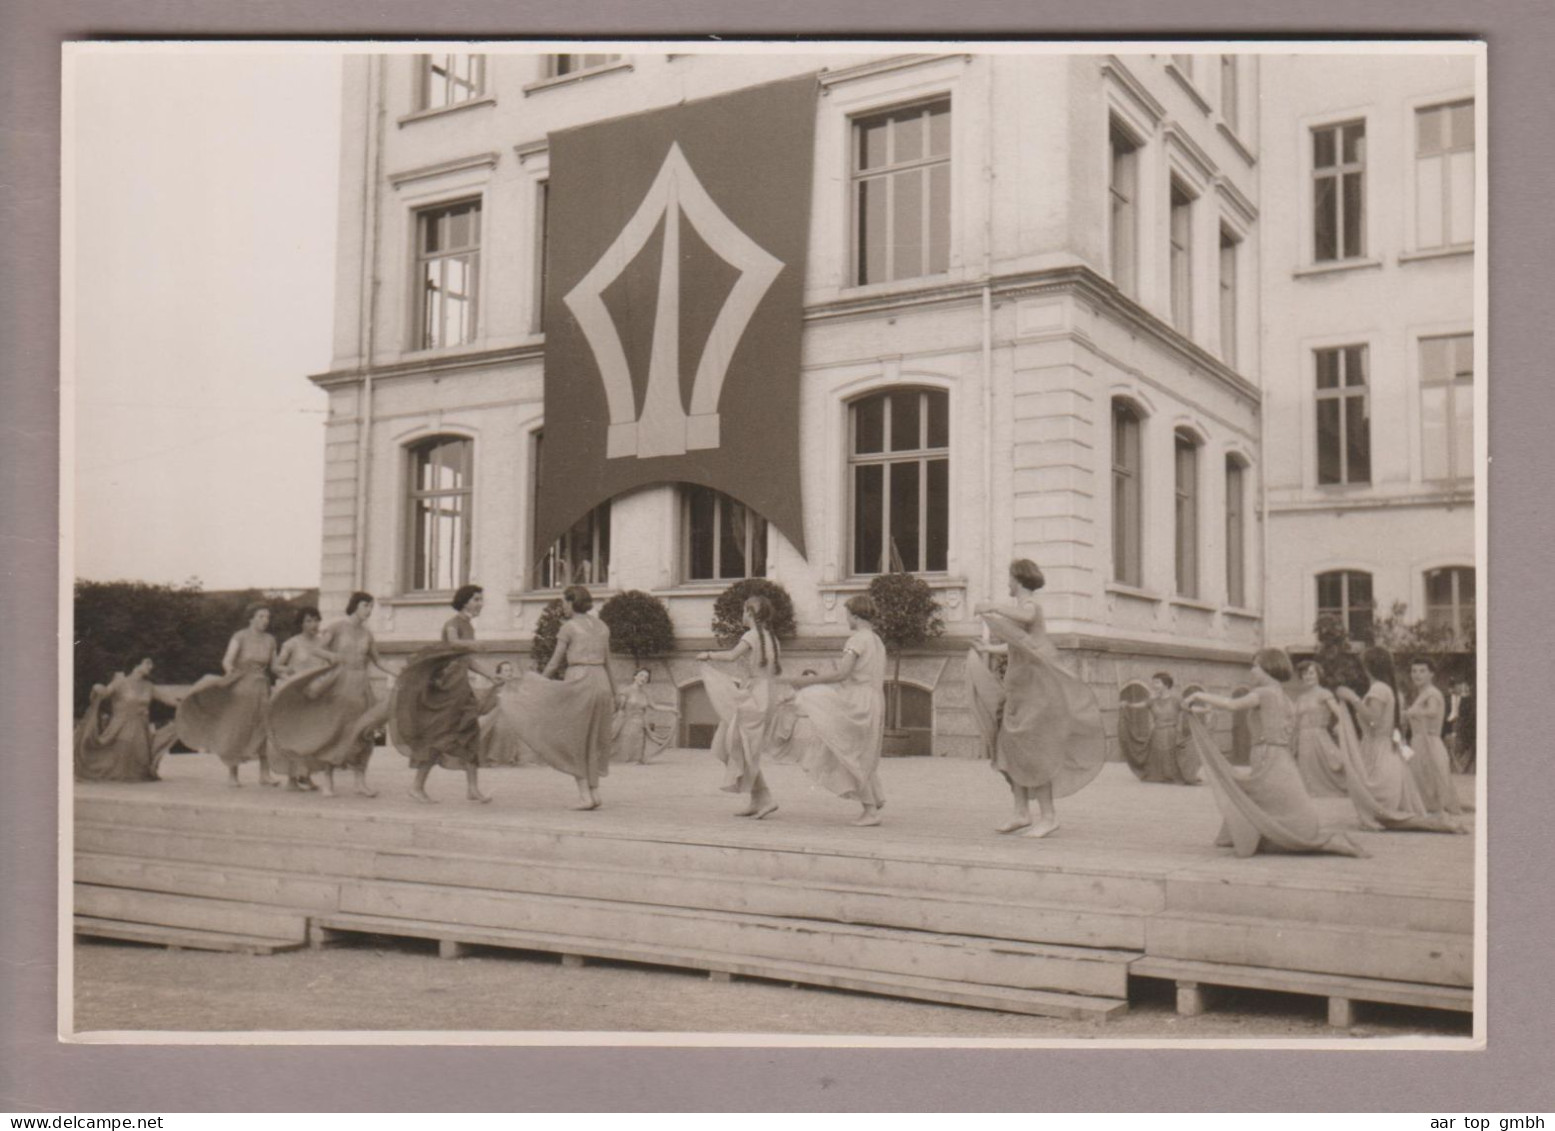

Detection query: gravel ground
xmin=72 ymin=936 xmax=1471 ymax=1042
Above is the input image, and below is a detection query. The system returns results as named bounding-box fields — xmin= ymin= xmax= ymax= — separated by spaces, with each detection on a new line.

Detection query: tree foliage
xmin=710 ymin=578 xmax=797 ymax=644
xmin=1312 ymin=600 xmax=1475 ymax=695
xmin=599 ymin=589 xmax=676 ymax=665
xmin=530 ymin=598 xmax=569 ymax=676
xmin=866 ymin=572 xmax=945 ymax=729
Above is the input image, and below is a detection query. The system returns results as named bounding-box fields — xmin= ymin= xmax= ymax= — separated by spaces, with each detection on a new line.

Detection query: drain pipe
xmin=353 ymin=55 xmax=386 ymax=592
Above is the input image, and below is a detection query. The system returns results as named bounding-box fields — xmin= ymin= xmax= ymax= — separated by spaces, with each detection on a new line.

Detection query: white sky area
xmin=69 ymin=51 xmax=342 ymax=590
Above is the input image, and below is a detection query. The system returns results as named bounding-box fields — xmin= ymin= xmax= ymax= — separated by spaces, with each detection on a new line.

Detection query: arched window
xmin=405 ymin=435 xmax=473 ymax=593
xmin=1224 ymin=455 xmax=1248 ymax=607
xmin=849 ymin=388 xmax=949 ymax=576
xmin=682 ymin=486 xmax=768 ymax=582
xmin=1111 ymin=399 xmax=1143 ymax=586
xmin=1425 ymin=566 xmax=1475 ymax=647
xmin=883 ymin=681 xmax=934 ymax=757
xmin=1317 ymin=569 xmax=1374 ymax=642
xmin=1174 ymin=430 xmax=1201 ymax=598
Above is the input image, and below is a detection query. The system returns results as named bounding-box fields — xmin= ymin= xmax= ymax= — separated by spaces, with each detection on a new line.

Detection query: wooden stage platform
xmin=72 ymin=750 xmax=1477 ymax=1029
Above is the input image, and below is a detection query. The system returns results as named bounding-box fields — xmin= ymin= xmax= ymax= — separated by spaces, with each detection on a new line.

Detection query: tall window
xmin=545 ymin=54 xmax=621 ymax=77
xmin=1317 ymin=569 xmax=1374 ymax=641
xmin=850 ymin=389 xmax=949 ymax=575
xmin=1174 ymin=432 xmax=1200 ymax=598
xmin=1225 ymin=457 xmax=1247 ymax=608
xmin=1315 ymin=345 xmax=1371 ymax=486
xmin=532 ymin=432 xmax=610 ymax=589
xmin=853 ymin=100 xmax=951 ymax=285
xmin=1111 ymin=400 xmax=1143 ymax=587
xmin=1425 ymin=566 xmax=1475 ymax=646
xmin=419 ymin=55 xmax=485 ymax=111
xmin=416 ymin=200 xmax=481 ymax=350
xmin=1218 ymin=228 xmax=1239 ymax=365
xmin=683 ymin=486 xmax=768 ymax=582
xmin=1219 ymin=55 xmax=1239 ymax=132
xmin=406 ymin=436 xmax=473 ymax=593
xmin=1416 ymin=100 xmax=1475 ymax=250
xmin=1313 ymin=120 xmax=1365 ymax=262
xmin=1109 ymin=123 xmax=1140 ymax=297
xmin=1169 ymin=180 xmax=1194 ymax=332
xmin=1420 ymin=334 xmax=1474 ymax=485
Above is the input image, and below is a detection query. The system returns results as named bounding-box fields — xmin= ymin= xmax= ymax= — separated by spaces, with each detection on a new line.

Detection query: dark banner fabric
xmin=537 ymin=73 xmax=818 ymax=565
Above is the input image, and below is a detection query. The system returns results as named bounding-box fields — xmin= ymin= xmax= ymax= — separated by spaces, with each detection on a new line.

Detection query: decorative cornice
xmin=1100 ymin=56 xmax=1165 ymax=129
xmin=1267 ymin=490 xmax=1474 ymax=515
xmin=308 ymin=342 xmax=545 ymax=389
xmin=1164 ymin=60 xmax=1213 ymax=116
xmin=1216 ymin=121 xmax=1257 ymax=167
xmin=1162 ymin=121 xmax=1218 ymax=185
xmin=522 ymin=60 xmax=633 ymax=96
xmin=1214 ymin=175 xmax=1259 ymax=225
xmin=396 ymin=95 xmax=497 ymax=129
xmin=513 ymin=138 xmax=549 ymax=164
xmin=818 ymin=53 xmax=970 ymax=92
xmin=387 ymin=151 xmax=500 ymax=189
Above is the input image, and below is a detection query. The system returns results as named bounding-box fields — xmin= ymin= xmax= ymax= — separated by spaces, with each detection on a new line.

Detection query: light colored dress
xmin=479 ymin=682 xmax=535 ymax=767
xmin=1185 ymin=687 xmax=1359 ymax=858
xmin=505 ymin=613 xmax=615 ymax=788
xmin=1404 ymin=685 xmax=1464 ymax=815
xmin=268 ymin=622 xmax=381 ymax=772
xmin=965 ymin=600 xmax=1107 ymax=797
xmin=176 ymin=629 xmax=275 ymax=766
xmin=702 ymin=628 xmax=782 ymax=795
xmin=1336 ymin=682 xmax=1457 ymax=832
xmin=74 ymin=674 xmax=179 ymax=782
xmin=610 ymin=684 xmax=672 ymax=764
xmin=1292 ymin=687 xmax=1349 ymax=798
xmin=1144 ymin=694 xmax=1198 ymax=784
xmin=786 ymin=629 xmax=888 ymax=807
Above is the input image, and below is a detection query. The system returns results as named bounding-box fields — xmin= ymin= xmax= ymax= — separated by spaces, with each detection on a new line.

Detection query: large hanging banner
xmin=536 ymin=73 xmax=817 ymax=562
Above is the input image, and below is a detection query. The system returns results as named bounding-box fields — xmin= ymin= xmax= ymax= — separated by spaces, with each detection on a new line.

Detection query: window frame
xmin=846 ymin=386 xmax=952 ymax=578
xmin=1316 ymin=568 xmax=1375 ymax=643
xmin=849 ymin=97 xmax=954 ymax=288
xmin=1224 ymin=454 xmax=1248 ymax=609
xmin=1411 ymin=97 xmax=1476 ymax=253
xmin=544 ymin=53 xmax=623 ymax=79
xmin=403 ymin=433 xmax=475 ymax=595
xmin=1218 ymin=225 xmax=1240 ymax=366
xmin=1108 ymin=119 xmax=1142 ymax=298
xmin=1168 ymin=178 xmax=1196 ymax=334
xmin=1219 ymin=55 xmax=1239 ymax=134
xmin=530 ymin=429 xmax=612 ymax=591
xmin=1313 ymin=343 xmax=1372 ymax=487
xmin=417 ymin=54 xmax=487 ymax=113
xmin=412 ymin=196 xmax=483 ymax=353
xmin=1310 ymin=117 xmax=1368 ymax=264
xmin=1418 ymin=332 xmax=1475 ymax=487
xmin=1111 ymin=399 xmax=1145 ymax=588
xmin=1173 ymin=430 xmax=1201 ymax=599
xmin=680 ymin=486 xmax=770 ymax=584
xmin=1423 ymin=565 xmax=1475 ymax=648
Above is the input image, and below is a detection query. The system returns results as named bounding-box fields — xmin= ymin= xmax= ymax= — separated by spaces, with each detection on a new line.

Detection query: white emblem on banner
xmin=564 ymin=143 xmax=784 ymax=459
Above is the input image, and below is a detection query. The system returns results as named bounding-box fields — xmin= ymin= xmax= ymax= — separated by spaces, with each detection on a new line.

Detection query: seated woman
xmin=611 ymin=668 xmax=681 ymax=765
xmin=74 ymin=658 xmax=182 ymax=783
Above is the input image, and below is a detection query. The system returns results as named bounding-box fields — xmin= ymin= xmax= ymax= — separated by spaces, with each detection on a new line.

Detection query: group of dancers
xmin=74 ymin=559 xmax=1473 ymax=857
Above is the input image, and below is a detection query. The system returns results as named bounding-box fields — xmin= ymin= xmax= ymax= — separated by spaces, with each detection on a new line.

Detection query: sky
xmin=68 ymin=50 xmax=342 ymax=591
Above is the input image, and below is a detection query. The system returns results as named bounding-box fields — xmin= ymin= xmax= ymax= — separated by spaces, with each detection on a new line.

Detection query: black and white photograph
xmin=61 ymin=41 xmax=1485 ymax=1047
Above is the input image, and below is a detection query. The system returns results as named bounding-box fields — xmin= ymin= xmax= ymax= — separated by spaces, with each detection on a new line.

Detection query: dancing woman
xmin=269 ymin=606 xmax=334 ymax=791
xmin=268 ymin=592 xmax=393 ymax=798
xmin=176 ymin=603 xmax=278 ymax=787
xmin=1403 ymin=659 xmax=1467 ymax=817
xmin=779 ymin=594 xmax=888 ymax=827
xmin=611 ymin=668 xmax=680 ymax=765
xmin=1183 ymin=649 xmax=1367 ymax=858
xmin=479 ymin=661 xmax=537 ymax=767
xmin=1291 ymin=660 xmax=1349 ymax=798
xmin=74 ymin=658 xmax=181 ymax=783
xmin=1332 ymin=647 xmax=1463 ymax=832
xmin=1146 ymin=673 xmax=1199 ymax=784
xmin=965 ymin=559 xmax=1108 ymax=839
xmin=505 ymin=585 xmax=617 ymax=810
xmin=698 ymin=595 xmax=784 ymax=820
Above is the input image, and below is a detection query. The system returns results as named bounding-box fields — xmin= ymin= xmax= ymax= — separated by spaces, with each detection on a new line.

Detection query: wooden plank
xmin=75 ymin=853 xmax=343 ymax=914
xmin=75 ymin=885 xmax=309 ymax=943
xmin=314 ymin=912 xmax=1129 ymax=1021
xmin=1145 ymin=912 xmax=1471 ymax=988
xmin=1164 ymin=876 xmax=1472 ymax=935
xmin=338 ymin=881 xmax=1136 ymax=997
xmin=1131 ymin=956 xmax=1475 ymax=1012
xmin=74 ymin=916 xmax=304 ymax=955
xmin=75 ymin=823 xmax=381 ymax=881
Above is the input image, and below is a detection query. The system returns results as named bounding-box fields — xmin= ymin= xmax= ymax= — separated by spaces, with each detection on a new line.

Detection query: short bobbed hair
xmin=452 ymin=584 xmax=484 ymax=612
xmin=1360 ymin=646 xmax=1397 ymax=686
xmin=297 ymin=606 xmax=321 ymax=625
xmin=1009 ymin=558 xmax=1046 ymax=592
xmin=634 ymin=667 xmax=652 ymax=680
xmin=1296 ymin=659 xmax=1325 ymax=681
xmin=1253 ymin=647 xmax=1295 ymax=683
xmin=563 ymin=585 xmax=593 ymax=613
xmin=1410 ymin=656 xmax=1436 ymax=673
xmin=346 ymin=591 xmax=374 ymax=616
xmin=844 ymin=594 xmax=877 ymax=622
xmin=243 ymin=602 xmax=271 ymax=625
xmin=1151 ymin=671 xmax=1174 ymax=689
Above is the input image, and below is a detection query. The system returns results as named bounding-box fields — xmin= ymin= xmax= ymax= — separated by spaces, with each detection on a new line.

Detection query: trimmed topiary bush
xmin=711 ymin=578 xmax=797 ymax=644
xmin=530 ymin=598 xmax=569 ymax=676
xmin=867 ymin=571 xmax=945 ymax=729
xmin=600 ymin=589 xmax=676 ymax=665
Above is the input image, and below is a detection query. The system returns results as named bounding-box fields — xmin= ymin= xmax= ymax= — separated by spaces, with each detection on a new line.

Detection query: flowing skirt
xmin=1293 ymin=723 xmax=1349 ymax=798
xmin=964 ymin=622 xmax=1107 ymax=798
xmin=1407 ymin=732 xmax=1466 ymax=815
xmin=269 ymin=665 xmax=379 ymax=774
xmin=176 ymin=667 xmax=269 ymax=766
xmin=611 ymin=708 xmax=649 ymax=764
xmin=1144 ymin=723 xmax=1199 ymax=784
xmin=1116 ymin=703 xmax=1154 ymax=780
xmin=73 ymin=698 xmax=175 ymax=783
xmin=503 ymin=666 xmax=614 ymax=788
xmin=1185 ymin=714 xmax=1360 ymax=858
xmin=389 ymin=647 xmax=495 ymax=770
xmin=1334 ymin=712 xmax=1461 ymax=833
xmin=779 ymin=679 xmax=886 ymax=808
xmin=478 ymin=694 xmax=535 ymax=767
xmin=702 ymin=665 xmax=776 ymax=794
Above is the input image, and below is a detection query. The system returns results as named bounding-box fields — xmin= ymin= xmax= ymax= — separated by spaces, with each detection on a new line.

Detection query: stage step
xmin=1163 ymin=872 xmax=1472 ymax=935
xmin=77 ymin=853 xmax=344 ymax=915
xmin=1130 ymin=955 xmax=1473 ymax=1019
xmin=338 ymin=880 xmax=1139 ymax=998
xmin=312 ymin=912 xmax=1129 ymax=1022
xmin=74 ymin=915 xmax=306 ymax=955
xmin=75 ymin=884 xmax=310 ymax=944
xmin=1145 ymin=910 xmax=1471 ymax=988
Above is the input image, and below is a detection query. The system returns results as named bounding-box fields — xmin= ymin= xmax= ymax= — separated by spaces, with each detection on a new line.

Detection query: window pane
xmin=1316 ymin=398 xmax=1342 ymax=484
xmin=1343 ymin=124 xmax=1365 ymax=164
xmin=893 ymin=108 xmax=924 ymax=163
xmin=1421 ymin=385 xmax=1450 ymax=481
xmin=718 ymin=496 xmax=749 ymax=579
xmin=925 ymin=390 xmax=949 ymax=449
xmin=1317 ymin=571 xmax=1343 ymax=612
xmin=926 ymin=458 xmax=949 ymax=572
xmin=1449 ymin=150 xmax=1475 ymax=245
xmin=890 ymin=169 xmax=924 ymax=281
xmin=1315 ymin=349 xmax=1339 ymax=390
xmin=1416 ymin=154 xmax=1445 ymax=249
xmin=1345 ymin=392 xmax=1371 ymax=483
xmin=853 ymin=464 xmax=883 ymax=575
xmin=1226 ymin=461 xmax=1245 ymax=607
xmin=927 ymin=163 xmax=950 ymax=274
xmin=751 ymin=513 xmax=768 ymax=577
xmin=1314 ymin=127 xmax=1336 ymax=169
xmin=1450 ymin=102 xmax=1475 ymax=148
xmin=686 ymin=486 xmax=715 ymax=580
xmin=889 ymin=461 xmax=922 ymax=572
xmin=1426 ymin=568 xmax=1453 ymax=606
xmin=858 ymin=177 xmax=888 ymax=285
xmin=1417 ymin=106 xmax=1445 ymax=154
xmin=890 ymin=391 xmax=922 ymax=452
xmin=927 ymin=102 xmax=951 ymax=156
xmin=853 ymin=395 xmax=884 ymax=454
xmin=1453 ymin=388 xmax=1474 ymax=482
xmin=1343 ymin=346 xmax=1367 ymax=387
xmin=858 ymin=117 xmax=890 ymax=171
xmin=1313 ymin=177 xmax=1337 ymax=261
xmin=1348 ymin=571 xmax=1373 ymax=611
xmin=1342 ymin=173 xmax=1364 ymax=258
xmin=1420 ymin=336 xmax=1451 ymax=383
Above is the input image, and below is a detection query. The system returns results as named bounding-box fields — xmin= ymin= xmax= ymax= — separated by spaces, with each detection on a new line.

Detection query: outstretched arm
xmin=698 ymin=637 xmax=752 ymax=665
xmin=1186 ymin=689 xmax=1261 ymax=713
xmin=541 ymin=623 xmax=572 ymax=680
xmin=972 ymin=600 xmax=1039 ymax=627
xmin=786 ymin=649 xmax=859 ymax=689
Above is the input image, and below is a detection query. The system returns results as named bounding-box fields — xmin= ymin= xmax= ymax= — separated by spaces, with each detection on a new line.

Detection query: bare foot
xmin=1023 ymin=818 xmax=1060 ymax=839
xmin=467 ymin=791 xmax=492 ymax=804
xmin=751 ymin=802 xmax=779 ymax=820
xmin=733 ymin=803 xmax=760 ymax=817
xmin=571 ymin=800 xmax=601 ymax=811
xmin=282 ymin=780 xmax=302 ymax=792
xmin=227 ymin=779 xmax=243 ymax=789
xmin=259 ymin=777 xmax=280 ymax=788
xmin=852 ymin=812 xmax=882 ymax=827
xmin=409 ymin=789 xmax=437 ymax=804
xmin=995 ymin=818 xmax=1032 ymax=834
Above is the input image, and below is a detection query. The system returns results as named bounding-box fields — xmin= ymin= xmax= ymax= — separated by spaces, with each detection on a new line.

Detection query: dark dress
xmin=390 ymin=643 xmax=497 ymax=770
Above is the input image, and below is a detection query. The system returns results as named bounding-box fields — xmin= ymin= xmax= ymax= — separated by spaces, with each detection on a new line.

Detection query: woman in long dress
xmin=505 ymin=585 xmax=617 ymax=810
xmin=778 ymin=594 xmax=888 ymax=827
xmin=1403 ymin=658 xmax=1468 ymax=817
xmin=74 ymin=658 xmax=181 ymax=782
xmin=611 ymin=668 xmax=680 ymax=765
xmin=268 ymin=592 xmax=392 ymax=798
xmin=1291 ymin=660 xmax=1349 ymax=798
xmin=698 ymin=595 xmax=785 ymax=820
xmin=1183 ymin=649 xmax=1368 ymax=858
xmin=1144 ymin=672 xmax=1198 ymax=784
xmin=391 ymin=642 xmax=503 ymax=804
xmin=176 ymin=604 xmax=278 ymax=787
xmin=1332 ymin=647 xmax=1464 ymax=833
xmin=966 ymin=559 xmax=1108 ymax=839
xmin=269 ymin=606 xmax=333 ymax=791
xmin=478 ymin=661 xmax=540 ymax=767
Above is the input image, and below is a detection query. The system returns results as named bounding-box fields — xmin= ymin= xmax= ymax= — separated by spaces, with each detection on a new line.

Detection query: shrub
xmin=530 ymin=598 xmax=569 ymax=676
xmin=867 ymin=572 xmax=944 ymax=728
xmin=599 ymin=589 xmax=676 ymax=665
xmin=711 ymin=578 xmax=797 ymax=644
